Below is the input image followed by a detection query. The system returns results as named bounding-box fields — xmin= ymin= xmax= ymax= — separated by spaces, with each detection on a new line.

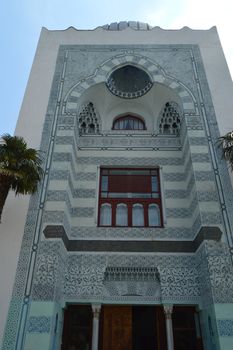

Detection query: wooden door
xmin=61 ymin=305 xmax=92 ymax=350
xmin=102 ymin=306 xmax=132 ymax=350
xmin=173 ymin=306 xmax=203 ymax=350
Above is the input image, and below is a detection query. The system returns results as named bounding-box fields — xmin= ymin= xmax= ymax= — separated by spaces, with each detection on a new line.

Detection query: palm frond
xmin=218 ymin=131 xmax=233 ymax=171
xmin=0 ymin=134 xmax=44 ymax=194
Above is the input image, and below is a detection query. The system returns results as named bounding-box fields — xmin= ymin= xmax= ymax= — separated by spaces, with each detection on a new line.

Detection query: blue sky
xmin=1 ymin=0 xmax=233 ymax=136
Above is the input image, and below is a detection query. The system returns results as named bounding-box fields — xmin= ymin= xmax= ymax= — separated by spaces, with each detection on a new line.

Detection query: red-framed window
xmin=98 ymin=168 xmax=163 ymax=227
xmin=112 ymin=115 xmax=146 ymax=130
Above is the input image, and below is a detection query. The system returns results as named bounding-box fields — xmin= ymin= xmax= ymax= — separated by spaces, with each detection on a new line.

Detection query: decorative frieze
xmin=73 ymin=134 xmax=182 ymax=149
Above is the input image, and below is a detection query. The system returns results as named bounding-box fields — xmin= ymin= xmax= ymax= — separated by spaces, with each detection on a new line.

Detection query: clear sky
xmin=1 ymin=0 xmax=233 ymax=136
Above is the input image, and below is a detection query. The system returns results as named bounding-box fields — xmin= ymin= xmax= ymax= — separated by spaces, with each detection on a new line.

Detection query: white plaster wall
xmin=1 ymin=25 xmax=233 ymax=345
xmin=0 ymin=31 xmax=57 ymax=345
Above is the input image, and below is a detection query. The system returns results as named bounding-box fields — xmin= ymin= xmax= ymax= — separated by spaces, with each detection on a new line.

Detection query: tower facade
xmin=1 ymin=22 xmax=233 ymax=350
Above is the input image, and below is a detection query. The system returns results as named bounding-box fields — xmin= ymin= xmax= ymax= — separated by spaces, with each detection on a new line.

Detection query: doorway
xmin=61 ymin=305 xmax=92 ymax=350
xmin=100 ymin=305 xmax=167 ymax=350
xmin=61 ymin=304 xmax=203 ymax=350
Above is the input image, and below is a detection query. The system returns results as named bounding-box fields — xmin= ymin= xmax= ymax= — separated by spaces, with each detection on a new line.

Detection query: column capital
xmin=163 ymin=304 xmax=173 ymax=319
xmin=92 ymin=304 xmax=101 ymax=318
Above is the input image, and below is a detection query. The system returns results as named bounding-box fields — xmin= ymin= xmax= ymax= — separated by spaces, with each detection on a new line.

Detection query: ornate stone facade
xmin=1 ymin=25 xmax=233 ymax=350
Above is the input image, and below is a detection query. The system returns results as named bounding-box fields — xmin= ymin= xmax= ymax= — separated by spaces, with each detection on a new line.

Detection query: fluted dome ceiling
xmin=101 ymin=21 xmax=152 ymax=31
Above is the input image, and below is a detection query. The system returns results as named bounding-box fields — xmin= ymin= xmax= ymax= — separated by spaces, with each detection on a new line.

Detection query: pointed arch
xmin=63 ymin=53 xmax=197 ymax=116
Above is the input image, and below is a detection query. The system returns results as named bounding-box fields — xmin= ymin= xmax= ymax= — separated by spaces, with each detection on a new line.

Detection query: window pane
xmin=108 ymin=175 xmax=150 ymax=193
xmin=108 ymin=192 xmax=151 ymax=198
xmin=101 ymin=176 xmax=108 ymax=191
xmin=151 ymin=176 xmax=158 ymax=192
xmin=129 ymin=119 xmax=134 ymax=129
xmin=109 ymin=169 xmax=150 ymax=175
xmin=134 ymin=120 xmax=139 ymax=129
xmin=139 ymin=121 xmax=144 ymax=129
xmin=100 ymin=204 xmax=112 ymax=226
xmin=148 ymin=204 xmax=161 ymax=226
xmin=132 ymin=204 xmax=144 ymax=226
xmin=113 ymin=115 xmax=145 ymax=130
xmin=116 ymin=203 xmax=128 ymax=226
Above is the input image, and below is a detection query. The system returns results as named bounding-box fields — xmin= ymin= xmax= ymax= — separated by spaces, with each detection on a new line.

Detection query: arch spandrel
xmin=64 ymin=53 xmax=197 ymax=116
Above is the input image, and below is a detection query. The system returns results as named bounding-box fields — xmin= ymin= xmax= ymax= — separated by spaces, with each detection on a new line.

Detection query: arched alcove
xmin=64 ymin=53 xmax=197 ymax=121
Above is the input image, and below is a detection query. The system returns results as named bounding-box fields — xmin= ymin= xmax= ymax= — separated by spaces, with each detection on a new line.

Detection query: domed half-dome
xmin=106 ymin=65 xmax=152 ymax=99
xmin=101 ymin=21 xmax=152 ymax=31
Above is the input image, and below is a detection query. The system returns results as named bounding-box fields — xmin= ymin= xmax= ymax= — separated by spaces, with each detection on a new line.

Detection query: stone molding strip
xmin=43 ymin=226 xmax=222 ymax=252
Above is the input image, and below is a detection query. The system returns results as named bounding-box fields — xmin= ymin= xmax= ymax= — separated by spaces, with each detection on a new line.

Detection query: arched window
xmin=100 ymin=203 xmax=112 ymax=226
xmin=116 ymin=203 xmax=128 ymax=226
xmin=148 ymin=204 xmax=161 ymax=226
xmin=132 ymin=204 xmax=144 ymax=226
xmin=113 ymin=115 xmax=146 ymax=130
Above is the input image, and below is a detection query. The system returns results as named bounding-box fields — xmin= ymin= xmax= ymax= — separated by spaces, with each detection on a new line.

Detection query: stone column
xmin=91 ymin=304 xmax=101 ymax=350
xmin=163 ymin=304 xmax=174 ymax=350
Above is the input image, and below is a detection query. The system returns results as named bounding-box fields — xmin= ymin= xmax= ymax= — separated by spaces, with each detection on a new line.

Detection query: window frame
xmin=98 ymin=167 xmax=163 ymax=227
xmin=112 ymin=115 xmax=146 ymax=131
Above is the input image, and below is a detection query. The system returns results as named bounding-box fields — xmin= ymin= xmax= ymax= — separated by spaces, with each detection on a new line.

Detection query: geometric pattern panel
xmin=159 ymin=266 xmax=200 ymax=302
xmin=208 ymin=255 xmax=233 ymax=303
xmin=217 ymin=319 xmax=233 ymax=337
xmin=27 ymin=316 xmax=51 ymax=333
xmin=62 ymin=253 xmax=200 ymax=304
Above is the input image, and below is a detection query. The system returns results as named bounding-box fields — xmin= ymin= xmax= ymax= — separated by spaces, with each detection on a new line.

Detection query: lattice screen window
xmin=77 ymin=102 xmax=100 ymax=135
xmin=158 ymin=102 xmax=182 ymax=135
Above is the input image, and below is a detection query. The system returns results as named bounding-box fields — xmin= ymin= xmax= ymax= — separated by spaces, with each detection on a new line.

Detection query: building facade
xmin=1 ymin=22 xmax=233 ymax=350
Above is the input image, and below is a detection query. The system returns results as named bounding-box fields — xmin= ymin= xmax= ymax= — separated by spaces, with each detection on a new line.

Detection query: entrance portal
xmin=62 ymin=304 xmax=203 ymax=350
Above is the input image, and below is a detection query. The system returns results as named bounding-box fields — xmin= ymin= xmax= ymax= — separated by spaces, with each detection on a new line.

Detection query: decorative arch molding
xmin=64 ymin=53 xmax=197 ymax=115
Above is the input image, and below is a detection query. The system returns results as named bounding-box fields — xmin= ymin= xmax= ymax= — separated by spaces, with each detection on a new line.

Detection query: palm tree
xmin=0 ymin=134 xmax=43 ymax=222
xmin=218 ymin=131 xmax=233 ymax=171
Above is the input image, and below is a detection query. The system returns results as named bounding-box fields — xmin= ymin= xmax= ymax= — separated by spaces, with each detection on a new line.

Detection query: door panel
xmin=132 ymin=306 xmax=157 ymax=350
xmin=173 ymin=306 xmax=204 ymax=350
xmin=101 ymin=305 xmax=167 ymax=350
xmin=102 ymin=306 xmax=132 ymax=350
xmin=61 ymin=305 xmax=92 ymax=350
